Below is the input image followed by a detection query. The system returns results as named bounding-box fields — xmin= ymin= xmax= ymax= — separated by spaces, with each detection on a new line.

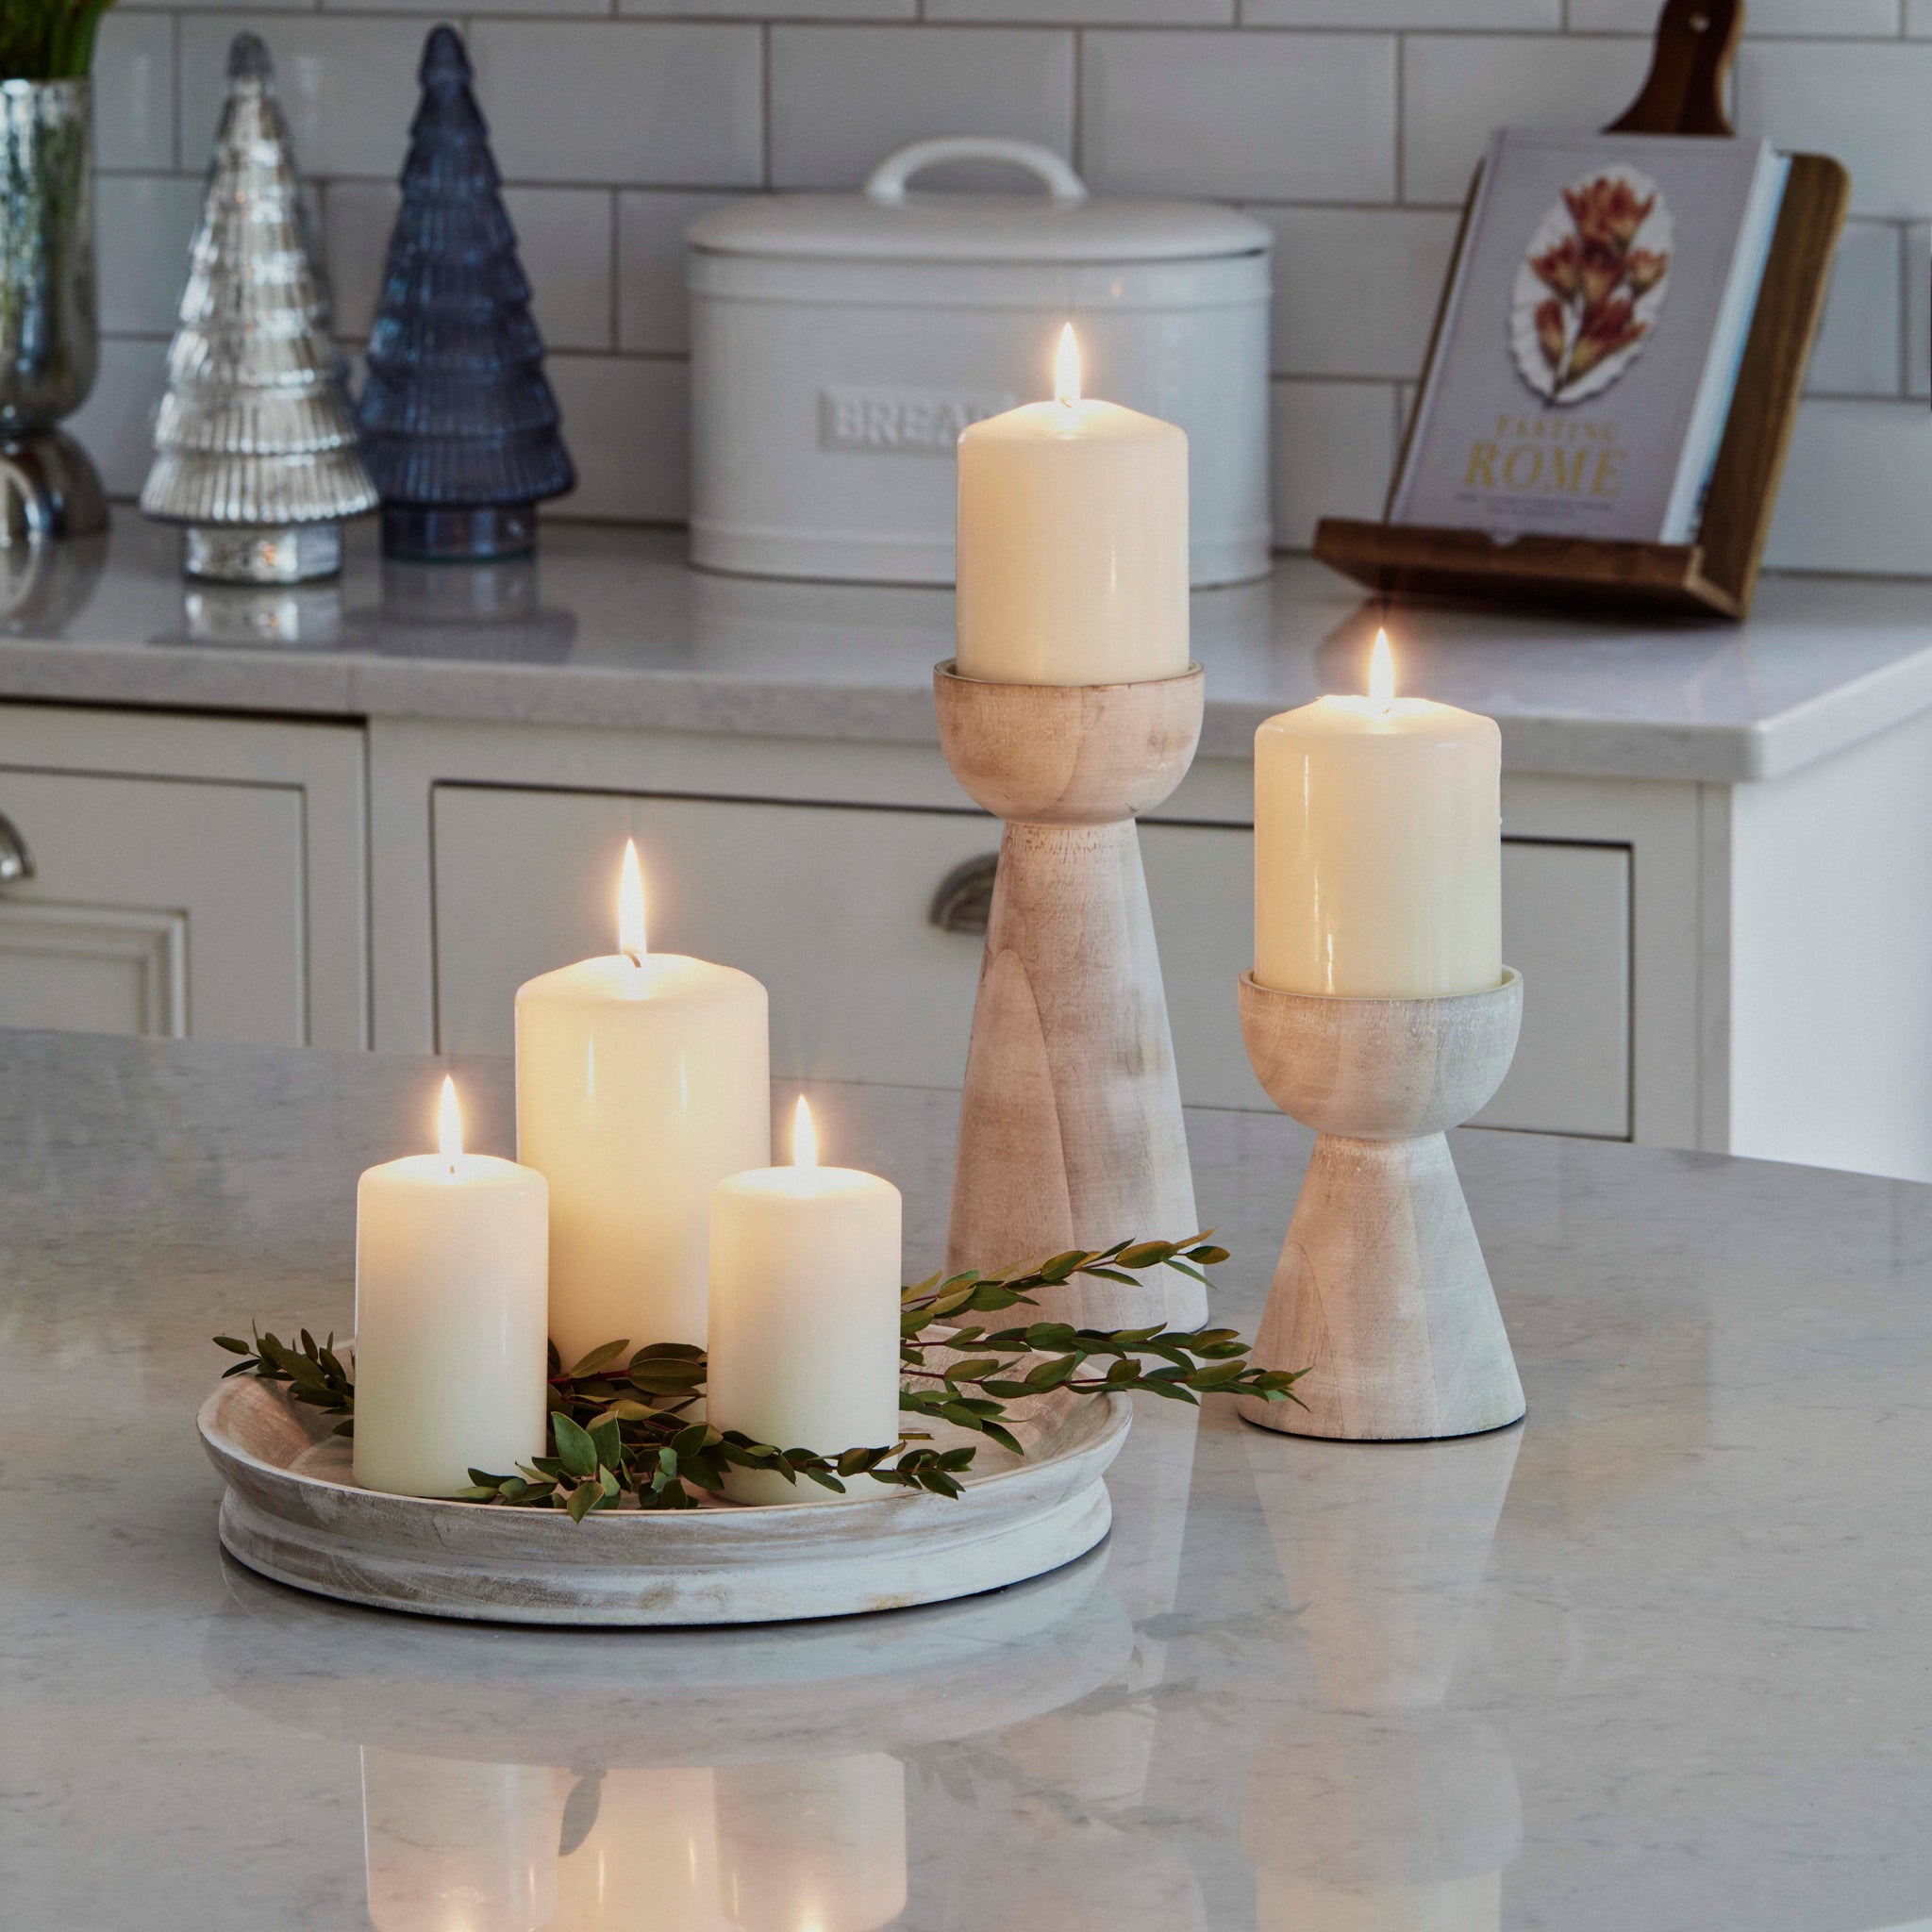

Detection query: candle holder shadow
xmin=934 ymin=661 xmax=1205 ymax=1331
xmin=1235 ymin=969 xmax=1526 ymax=1442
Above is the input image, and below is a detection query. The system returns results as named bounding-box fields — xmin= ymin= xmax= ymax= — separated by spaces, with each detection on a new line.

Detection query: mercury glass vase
xmin=0 ymin=77 xmax=107 ymax=541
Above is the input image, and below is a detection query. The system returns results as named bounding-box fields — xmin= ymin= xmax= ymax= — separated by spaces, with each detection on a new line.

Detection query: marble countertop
xmin=8 ymin=514 xmax=1932 ymax=780
xmin=3 ymin=1025 xmax=1929 ymax=1930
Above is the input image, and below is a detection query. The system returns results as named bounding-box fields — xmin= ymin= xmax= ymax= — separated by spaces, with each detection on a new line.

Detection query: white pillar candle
xmin=353 ymin=1078 xmax=549 ymax=1500
xmin=1255 ymin=631 xmax=1502 ymax=1000
xmin=516 ymin=841 xmax=770 ymax=1366
xmin=956 ymin=324 xmax=1189 ymax=687
xmin=707 ymin=1098 xmax=902 ymax=1507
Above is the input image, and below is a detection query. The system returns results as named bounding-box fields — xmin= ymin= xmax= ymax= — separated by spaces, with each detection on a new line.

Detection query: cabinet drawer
xmin=433 ymin=788 xmax=1632 ymax=1138
xmin=433 ymin=786 xmax=996 ymax=1086
xmin=0 ymin=768 xmax=305 ymax=1043
xmin=1140 ymin=824 xmax=1632 ymax=1136
xmin=0 ymin=705 xmax=367 ymax=1049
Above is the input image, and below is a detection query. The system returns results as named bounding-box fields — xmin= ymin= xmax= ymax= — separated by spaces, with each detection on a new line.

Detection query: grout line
xmin=759 ymin=21 xmax=773 ymax=189
xmin=608 ymin=187 xmax=622 ymax=351
xmin=1391 ymin=29 xmax=1403 ymax=206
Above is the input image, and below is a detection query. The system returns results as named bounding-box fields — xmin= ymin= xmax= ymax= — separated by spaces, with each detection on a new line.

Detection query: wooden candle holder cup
xmin=935 ymin=662 xmax=1205 ymax=1331
xmin=1236 ymin=969 xmax=1525 ymax=1442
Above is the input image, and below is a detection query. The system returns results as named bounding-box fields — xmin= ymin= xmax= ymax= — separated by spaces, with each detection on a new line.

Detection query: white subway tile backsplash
xmin=625 ymin=0 xmax=912 ymax=19
xmin=1574 ymin=0 xmax=1898 ymax=28
xmin=1253 ymin=206 xmax=1457 ymax=380
xmin=770 ymin=27 xmax=1074 ymax=191
xmin=1806 ymin=221 xmax=1903 ymax=399
xmin=1765 ymin=400 xmax=1932 ymax=575
xmin=66 ymin=339 xmax=170 ymax=497
xmin=1270 ymin=379 xmax=1396 ymax=549
xmin=547 ymin=356 xmax=690 ymax=523
xmin=1402 ymin=34 xmax=1651 ymax=206
xmin=1247 ymin=0 xmax=1555 ymax=24
xmin=181 ymin=15 xmax=425 ymax=180
xmin=320 ymin=180 xmax=398 ymax=341
xmin=619 ymin=192 xmax=735 ymax=355
xmin=929 ymin=0 xmax=1227 ymax=25
xmin=95 ymin=177 xmax=202 ymax=336
xmin=71 ymin=0 xmax=1932 ymax=578
xmin=92 ymin=14 xmax=175 ymax=171
xmin=503 ymin=191 xmax=617 ymax=353
xmin=1738 ymin=42 xmax=1932 ymax=221
xmin=470 ymin=23 xmax=763 ymax=188
xmin=1081 ymin=32 xmax=1395 ymax=202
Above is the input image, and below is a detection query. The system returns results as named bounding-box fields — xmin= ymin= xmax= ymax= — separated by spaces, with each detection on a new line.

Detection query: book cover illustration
xmin=1392 ymin=131 xmax=1784 ymax=546
xmin=1512 ymin=167 xmax=1672 ymax=407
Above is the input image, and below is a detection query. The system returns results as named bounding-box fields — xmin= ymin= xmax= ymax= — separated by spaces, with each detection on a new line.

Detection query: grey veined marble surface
xmin=2 ymin=1025 xmax=1930 ymax=1931
xmin=9 ymin=513 xmax=1932 ymax=780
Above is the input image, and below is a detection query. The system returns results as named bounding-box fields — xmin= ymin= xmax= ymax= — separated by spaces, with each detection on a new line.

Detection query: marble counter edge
xmin=9 ymin=628 xmax=1932 ymax=786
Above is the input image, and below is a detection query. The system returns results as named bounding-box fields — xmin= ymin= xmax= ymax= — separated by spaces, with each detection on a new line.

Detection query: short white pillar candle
xmin=1254 ymin=630 xmax=1503 ymax=1000
xmin=955 ymin=324 xmax=1189 ymax=687
xmin=352 ymin=1077 xmax=549 ymax=1499
xmin=515 ymin=841 xmax=770 ymax=1366
xmin=707 ymin=1098 xmax=903 ymax=1506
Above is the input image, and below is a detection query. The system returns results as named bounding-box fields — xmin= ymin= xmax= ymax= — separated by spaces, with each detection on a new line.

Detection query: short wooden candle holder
xmin=934 ymin=661 xmax=1205 ymax=1331
xmin=1235 ymin=969 xmax=1526 ymax=1441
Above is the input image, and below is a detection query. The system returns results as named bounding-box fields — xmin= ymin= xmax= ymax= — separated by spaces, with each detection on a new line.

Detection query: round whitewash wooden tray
xmin=198 ymin=1375 xmax=1130 ymax=1626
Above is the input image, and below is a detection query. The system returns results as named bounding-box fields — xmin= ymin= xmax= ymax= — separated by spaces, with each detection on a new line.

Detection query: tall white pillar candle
xmin=1255 ymin=632 xmax=1502 ymax=1000
xmin=708 ymin=1098 xmax=903 ymax=1506
xmin=956 ymin=325 xmax=1189 ymax=687
xmin=353 ymin=1077 xmax=549 ymax=1499
xmin=516 ymin=841 xmax=769 ymax=1365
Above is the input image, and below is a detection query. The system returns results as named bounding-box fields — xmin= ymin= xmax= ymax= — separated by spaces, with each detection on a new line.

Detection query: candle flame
xmin=618 ymin=839 xmax=647 ymax=964
xmin=438 ymin=1075 xmax=462 ymax=1165
xmin=1369 ymin=628 xmax=1396 ymax=710
xmin=1054 ymin=323 xmax=1081 ymax=408
xmin=792 ymin=1095 xmax=818 ymax=1171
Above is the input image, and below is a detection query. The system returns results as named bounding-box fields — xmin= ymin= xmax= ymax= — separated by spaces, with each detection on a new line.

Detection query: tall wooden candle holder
xmin=1235 ymin=969 xmax=1525 ymax=1441
xmin=935 ymin=661 xmax=1205 ymax=1331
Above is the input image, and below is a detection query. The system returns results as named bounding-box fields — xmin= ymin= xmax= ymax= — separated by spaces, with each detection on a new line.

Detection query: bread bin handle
xmin=864 ymin=138 xmax=1090 ymax=208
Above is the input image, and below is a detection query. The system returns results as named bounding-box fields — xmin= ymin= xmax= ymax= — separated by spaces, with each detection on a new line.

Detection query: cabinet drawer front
xmin=433 ymin=786 xmax=997 ymax=1087
xmin=434 ymin=790 xmax=1632 ymax=1137
xmin=1141 ymin=824 xmax=1633 ymax=1135
xmin=0 ymin=768 xmax=307 ymax=1045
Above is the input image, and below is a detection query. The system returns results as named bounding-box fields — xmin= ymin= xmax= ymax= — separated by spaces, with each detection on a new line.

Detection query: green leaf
xmin=563 ymin=1340 xmax=631 ymax=1379
xmin=553 ymin=1412 xmax=600 ymax=1479
xmin=565 ymin=1481 xmax=601 ymax=1523
xmin=1116 ymin=1241 xmax=1175 ymax=1271
xmin=212 ymin=1336 xmax=252 ymax=1356
xmin=588 ymin=1415 xmax=623 ymax=1470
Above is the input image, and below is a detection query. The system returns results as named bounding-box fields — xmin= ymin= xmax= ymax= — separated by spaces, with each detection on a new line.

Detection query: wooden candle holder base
xmin=1235 ymin=970 xmax=1525 ymax=1441
xmin=935 ymin=662 xmax=1205 ymax=1331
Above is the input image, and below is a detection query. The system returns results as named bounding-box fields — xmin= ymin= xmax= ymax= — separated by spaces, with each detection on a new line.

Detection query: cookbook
xmin=1391 ymin=128 xmax=1790 ymax=545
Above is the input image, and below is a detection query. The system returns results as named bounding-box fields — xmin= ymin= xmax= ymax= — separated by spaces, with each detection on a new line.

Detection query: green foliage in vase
xmin=0 ymin=0 xmax=117 ymax=80
xmin=215 ymin=1234 xmax=1305 ymax=1519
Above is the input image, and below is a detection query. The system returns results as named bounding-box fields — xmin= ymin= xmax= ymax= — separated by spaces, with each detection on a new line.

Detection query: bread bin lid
xmin=687 ymin=137 xmax=1272 ymax=265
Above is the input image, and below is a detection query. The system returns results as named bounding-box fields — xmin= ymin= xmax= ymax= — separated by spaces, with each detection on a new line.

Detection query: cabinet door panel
xmin=1477 ymin=840 xmax=1631 ymax=1138
xmin=0 ymin=769 xmax=306 ymax=1043
xmin=433 ymin=785 xmax=997 ymax=1087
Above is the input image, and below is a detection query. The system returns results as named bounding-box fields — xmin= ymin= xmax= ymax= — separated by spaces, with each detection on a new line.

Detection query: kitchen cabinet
xmin=428 ymin=775 xmax=1633 ymax=1137
xmin=0 ymin=706 xmax=366 ymax=1047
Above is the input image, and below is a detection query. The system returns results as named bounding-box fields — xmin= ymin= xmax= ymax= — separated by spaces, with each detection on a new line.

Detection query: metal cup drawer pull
xmin=929 ymin=853 xmax=998 ymax=936
xmin=0 ymin=808 xmax=34 ymax=885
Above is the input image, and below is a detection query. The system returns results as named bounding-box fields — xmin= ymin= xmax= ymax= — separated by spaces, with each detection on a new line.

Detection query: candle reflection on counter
xmin=551 ymin=1767 xmax=723 ymax=1931
xmin=361 ymin=1746 xmax=558 ymax=1932
xmin=714 ymin=1756 xmax=908 ymax=1932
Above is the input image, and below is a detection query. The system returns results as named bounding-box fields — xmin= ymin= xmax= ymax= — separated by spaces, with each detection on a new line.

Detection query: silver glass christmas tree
xmin=140 ymin=33 xmax=376 ymax=583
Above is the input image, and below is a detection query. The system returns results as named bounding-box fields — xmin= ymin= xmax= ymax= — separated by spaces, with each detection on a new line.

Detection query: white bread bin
xmin=685 ymin=138 xmax=1273 ymax=588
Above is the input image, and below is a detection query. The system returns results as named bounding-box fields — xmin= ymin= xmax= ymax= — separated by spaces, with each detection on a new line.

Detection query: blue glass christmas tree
xmin=358 ymin=25 xmax=573 ymax=561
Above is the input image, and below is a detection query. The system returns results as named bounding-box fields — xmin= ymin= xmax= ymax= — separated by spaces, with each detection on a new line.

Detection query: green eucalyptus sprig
xmin=214 ymin=1234 xmax=1305 ymax=1519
